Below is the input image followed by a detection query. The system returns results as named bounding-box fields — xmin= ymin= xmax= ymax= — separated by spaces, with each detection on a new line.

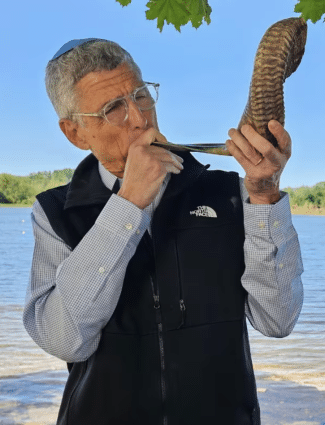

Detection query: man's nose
xmin=126 ymin=99 xmax=148 ymax=128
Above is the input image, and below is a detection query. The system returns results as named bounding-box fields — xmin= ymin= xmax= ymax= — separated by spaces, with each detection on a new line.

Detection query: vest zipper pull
xmin=153 ymin=295 xmax=160 ymax=309
xmin=153 ymin=295 xmax=162 ymax=324
xmin=177 ymin=299 xmax=186 ymax=329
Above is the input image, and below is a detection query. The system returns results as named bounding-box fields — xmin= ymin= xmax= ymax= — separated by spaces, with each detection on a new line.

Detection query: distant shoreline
xmin=290 ymin=205 xmax=325 ymax=216
xmin=1 ymin=203 xmax=325 ymax=216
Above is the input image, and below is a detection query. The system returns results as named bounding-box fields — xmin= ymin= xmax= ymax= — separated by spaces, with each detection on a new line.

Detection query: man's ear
xmin=59 ymin=119 xmax=90 ymax=151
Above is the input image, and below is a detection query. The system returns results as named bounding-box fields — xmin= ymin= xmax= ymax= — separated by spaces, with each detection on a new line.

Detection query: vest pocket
xmin=174 ymin=223 xmax=246 ymax=326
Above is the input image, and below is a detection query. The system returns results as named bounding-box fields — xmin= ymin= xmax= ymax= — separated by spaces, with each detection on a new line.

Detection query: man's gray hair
xmin=45 ymin=40 xmax=142 ymax=127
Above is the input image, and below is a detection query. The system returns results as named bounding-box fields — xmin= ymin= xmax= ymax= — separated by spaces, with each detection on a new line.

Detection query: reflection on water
xmin=0 ymin=370 xmax=67 ymax=425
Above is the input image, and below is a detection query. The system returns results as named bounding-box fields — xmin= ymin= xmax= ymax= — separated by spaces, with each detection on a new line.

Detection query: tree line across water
xmin=0 ymin=169 xmax=74 ymax=205
xmin=0 ymin=169 xmax=325 ymax=209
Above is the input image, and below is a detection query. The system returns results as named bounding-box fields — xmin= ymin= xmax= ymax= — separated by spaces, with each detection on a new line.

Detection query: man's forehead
xmin=77 ymin=63 xmax=142 ymax=95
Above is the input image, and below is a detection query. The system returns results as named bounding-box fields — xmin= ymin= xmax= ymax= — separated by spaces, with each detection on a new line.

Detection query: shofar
xmin=152 ymin=16 xmax=307 ymax=156
xmin=233 ymin=16 xmax=308 ymax=152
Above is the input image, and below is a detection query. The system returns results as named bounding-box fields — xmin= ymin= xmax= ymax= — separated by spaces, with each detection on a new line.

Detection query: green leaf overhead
xmin=145 ymin=0 xmax=193 ymax=32
xmin=116 ymin=0 xmax=325 ymax=31
xmin=294 ymin=0 xmax=325 ymax=23
xmin=116 ymin=0 xmax=132 ymax=6
xmin=116 ymin=0 xmax=211 ymax=32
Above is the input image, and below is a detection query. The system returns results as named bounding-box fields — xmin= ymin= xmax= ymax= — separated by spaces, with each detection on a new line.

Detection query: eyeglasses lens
xmin=104 ymin=84 xmax=158 ymax=125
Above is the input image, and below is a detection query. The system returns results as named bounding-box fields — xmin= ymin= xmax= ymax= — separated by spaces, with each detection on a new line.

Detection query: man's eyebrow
xmin=97 ymin=83 xmax=145 ymax=111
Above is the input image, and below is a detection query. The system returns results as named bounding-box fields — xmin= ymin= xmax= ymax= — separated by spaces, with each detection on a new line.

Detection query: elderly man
xmin=23 ymin=39 xmax=304 ymax=425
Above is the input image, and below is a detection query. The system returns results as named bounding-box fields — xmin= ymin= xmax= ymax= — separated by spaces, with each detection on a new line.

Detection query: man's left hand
xmin=226 ymin=120 xmax=292 ymax=204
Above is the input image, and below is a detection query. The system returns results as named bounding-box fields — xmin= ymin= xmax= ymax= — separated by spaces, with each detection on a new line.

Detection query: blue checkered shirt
xmin=23 ymin=162 xmax=304 ymax=362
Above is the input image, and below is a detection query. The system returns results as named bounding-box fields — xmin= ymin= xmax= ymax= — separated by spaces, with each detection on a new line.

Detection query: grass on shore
xmin=290 ymin=205 xmax=325 ymax=216
xmin=0 ymin=203 xmax=32 ymax=208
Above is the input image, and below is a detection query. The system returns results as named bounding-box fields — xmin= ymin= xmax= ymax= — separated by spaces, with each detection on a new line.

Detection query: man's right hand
xmin=117 ymin=128 xmax=184 ymax=210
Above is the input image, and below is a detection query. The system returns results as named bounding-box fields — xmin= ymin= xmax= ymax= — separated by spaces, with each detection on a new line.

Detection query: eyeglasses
xmin=71 ymin=82 xmax=159 ymax=126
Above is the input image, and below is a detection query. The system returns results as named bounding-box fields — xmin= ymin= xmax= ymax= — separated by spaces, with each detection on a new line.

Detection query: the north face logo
xmin=189 ymin=206 xmax=217 ymax=218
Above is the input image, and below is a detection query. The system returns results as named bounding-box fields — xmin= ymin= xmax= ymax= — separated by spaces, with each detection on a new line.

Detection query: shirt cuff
xmin=243 ymin=191 xmax=293 ymax=243
xmin=95 ymin=193 xmax=151 ymax=245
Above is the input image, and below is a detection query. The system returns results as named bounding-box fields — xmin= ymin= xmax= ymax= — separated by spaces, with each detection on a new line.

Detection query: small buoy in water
xmin=22 ymin=231 xmax=25 ymax=234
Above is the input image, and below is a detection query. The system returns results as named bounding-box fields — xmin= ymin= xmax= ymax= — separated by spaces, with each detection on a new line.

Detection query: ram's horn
xmin=153 ymin=17 xmax=307 ymax=156
xmin=232 ymin=16 xmax=307 ymax=152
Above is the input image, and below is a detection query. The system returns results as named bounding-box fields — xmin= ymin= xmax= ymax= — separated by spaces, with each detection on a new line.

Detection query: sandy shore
xmin=0 ymin=368 xmax=324 ymax=425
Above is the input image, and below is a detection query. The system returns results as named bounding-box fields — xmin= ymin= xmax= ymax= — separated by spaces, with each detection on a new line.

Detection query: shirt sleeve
xmin=23 ymin=195 xmax=151 ymax=363
xmin=239 ymin=177 xmax=304 ymax=337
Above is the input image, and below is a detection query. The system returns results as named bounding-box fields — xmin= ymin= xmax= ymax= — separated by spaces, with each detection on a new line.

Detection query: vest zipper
xmin=151 ymin=277 xmax=168 ymax=425
xmin=175 ymin=238 xmax=187 ymax=329
xmin=144 ymin=232 xmax=168 ymax=425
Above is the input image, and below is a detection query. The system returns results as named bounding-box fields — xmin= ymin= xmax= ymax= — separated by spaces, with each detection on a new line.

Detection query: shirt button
xmin=273 ymin=221 xmax=280 ymax=228
xmin=136 ymin=229 xmax=140 ymax=234
xmin=125 ymin=223 xmax=133 ymax=230
xmin=279 ymin=263 xmax=284 ymax=269
xmin=99 ymin=267 xmax=105 ymax=273
xmin=258 ymin=221 xmax=265 ymax=229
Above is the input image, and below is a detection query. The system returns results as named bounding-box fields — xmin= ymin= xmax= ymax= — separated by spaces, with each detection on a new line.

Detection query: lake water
xmin=0 ymin=207 xmax=324 ymax=424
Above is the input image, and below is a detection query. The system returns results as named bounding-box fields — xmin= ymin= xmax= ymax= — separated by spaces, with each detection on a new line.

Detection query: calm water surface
xmin=0 ymin=207 xmax=324 ymax=421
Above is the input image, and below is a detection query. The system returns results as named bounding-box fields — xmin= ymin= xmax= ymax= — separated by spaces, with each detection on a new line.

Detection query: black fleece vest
xmin=36 ymin=152 xmax=260 ymax=425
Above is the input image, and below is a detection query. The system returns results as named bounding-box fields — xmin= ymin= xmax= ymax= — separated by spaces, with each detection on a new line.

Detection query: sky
xmin=1 ymin=0 xmax=324 ymax=190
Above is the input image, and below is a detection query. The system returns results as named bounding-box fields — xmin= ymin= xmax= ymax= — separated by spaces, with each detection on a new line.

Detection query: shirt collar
xmin=98 ymin=160 xmax=123 ymax=191
xmin=97 ymin=160 xmax=172 ymax=193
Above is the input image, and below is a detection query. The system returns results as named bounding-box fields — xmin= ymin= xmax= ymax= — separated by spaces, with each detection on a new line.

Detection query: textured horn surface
xmin=225 ymin=16 xmax=308 ymax=155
